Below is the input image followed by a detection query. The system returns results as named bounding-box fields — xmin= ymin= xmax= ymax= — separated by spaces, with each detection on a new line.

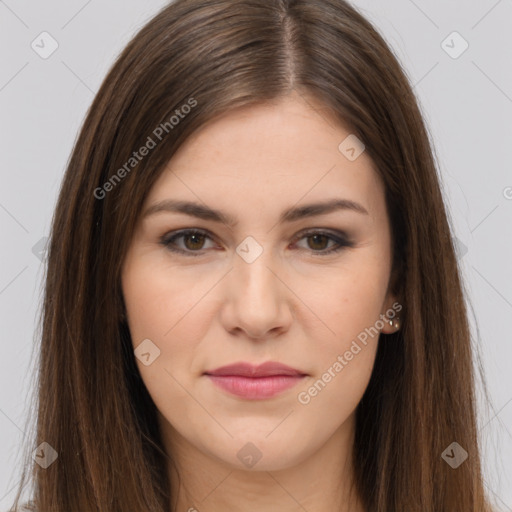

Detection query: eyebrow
xmin=142 ymin=198 xmax=369 ymax=227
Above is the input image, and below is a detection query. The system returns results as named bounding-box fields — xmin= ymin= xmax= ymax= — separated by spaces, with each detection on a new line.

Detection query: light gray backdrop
xmin=1 ymin=0 xmax=511 ymax=510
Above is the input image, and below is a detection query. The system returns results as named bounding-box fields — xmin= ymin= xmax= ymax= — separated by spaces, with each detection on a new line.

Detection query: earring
xmin=389 ymin=317 xmax=401 ymax=330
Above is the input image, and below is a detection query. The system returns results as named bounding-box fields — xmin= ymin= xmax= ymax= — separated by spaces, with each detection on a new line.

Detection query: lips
xmin=203 ymin=361 xmax=308 ymax=400
xmin=204 ymin=361 xmax=306 ymax=378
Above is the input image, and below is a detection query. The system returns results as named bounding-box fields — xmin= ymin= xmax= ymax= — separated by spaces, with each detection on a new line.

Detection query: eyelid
xmin=160 ymin=228 xmax=219 ymax=256
xmin=291 ymin=227 xmax=351 ymax=243
xmin=290 ymin=228 xmax=353 ymax=255
xmin=160 ymin=227 xmax=353 ymax=256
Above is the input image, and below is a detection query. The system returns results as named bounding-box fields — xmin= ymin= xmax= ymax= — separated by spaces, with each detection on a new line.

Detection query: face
xmin=121 ymin=91 xmax=399 ymax=473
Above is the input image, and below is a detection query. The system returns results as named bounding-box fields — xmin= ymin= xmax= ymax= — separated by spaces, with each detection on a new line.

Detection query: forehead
xmin=145 ymin=93 xmax=385 ymax=221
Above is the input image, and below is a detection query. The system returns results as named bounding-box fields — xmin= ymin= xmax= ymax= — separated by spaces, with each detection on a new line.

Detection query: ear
xmin=380 ymin=292 xmax=403 ymax=334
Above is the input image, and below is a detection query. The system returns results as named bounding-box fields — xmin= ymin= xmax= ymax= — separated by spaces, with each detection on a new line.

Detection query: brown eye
xmin=182 ymin=232 xmax=207 ymax=250
xmin=306 ymin=234 xmax=330 ymax=251
xmin=293 ymin=230 xmax=353 ymax=255
xmin=161 ymin=229 xmax=216 ymax=256
xmin=160 ymin=228 xmax=353 ymax=257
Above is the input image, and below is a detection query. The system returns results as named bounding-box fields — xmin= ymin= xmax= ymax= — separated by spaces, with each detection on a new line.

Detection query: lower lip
xmin=205 ymin=374 xmax=306 ymax=399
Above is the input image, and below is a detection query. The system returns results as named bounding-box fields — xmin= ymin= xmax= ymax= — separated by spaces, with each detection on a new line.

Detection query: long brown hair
xmin=10 ymin=0 xmax=494 ymax=510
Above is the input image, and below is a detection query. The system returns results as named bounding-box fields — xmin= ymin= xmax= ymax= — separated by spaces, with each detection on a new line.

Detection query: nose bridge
xmin=222 ymin=235 xmax=291 ymax=338
xmin=234 ymin=236 xmax=278 ymax=303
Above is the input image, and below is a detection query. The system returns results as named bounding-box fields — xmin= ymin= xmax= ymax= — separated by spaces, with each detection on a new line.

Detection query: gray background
xmin=1 ymin=0 xmax=511 ymax=509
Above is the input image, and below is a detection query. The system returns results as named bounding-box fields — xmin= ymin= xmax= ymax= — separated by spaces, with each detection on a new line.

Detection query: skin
xmin=121 ymin=90 xmax=399 ymax=512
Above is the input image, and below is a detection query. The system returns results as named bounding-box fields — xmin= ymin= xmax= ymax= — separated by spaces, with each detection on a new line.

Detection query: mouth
xmin=203 ymin=361 xmax=308 ymax=400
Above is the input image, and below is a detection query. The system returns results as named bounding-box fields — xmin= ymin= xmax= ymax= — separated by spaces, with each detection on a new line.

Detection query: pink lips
xmin=204 ymin=361 xmax=307 ymax=400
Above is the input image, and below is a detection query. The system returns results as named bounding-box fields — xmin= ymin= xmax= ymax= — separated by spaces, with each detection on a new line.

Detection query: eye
xmin=160 ymin=229 xmax=217 ymax=256
xmin=291 ymin=229 xmax=354 ymax=255
xmin=160 ymin=229 xmax=353 ymax=256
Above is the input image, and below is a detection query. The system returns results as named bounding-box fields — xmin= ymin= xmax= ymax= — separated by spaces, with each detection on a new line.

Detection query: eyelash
xmin=159 ymin=229 xmax=354 ymax=257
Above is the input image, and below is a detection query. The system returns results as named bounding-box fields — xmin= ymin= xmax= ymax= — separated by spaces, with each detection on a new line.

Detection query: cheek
xmin=121 ymin=260 xmax=209 ymax=419
xmin=297 ymin=258 xmax=390 ymax=351
xmin=122 ymin=269 xmax=174 ymax=345
xmin=295 ymin=272 xmax=384 ymax=422
xmin=291 ymin=255 xmax=388 ymax=412
xmin=122 ymin=250 xmax=187 ymax=335
xmin=122 ymin=258 xmax=215 ymax=374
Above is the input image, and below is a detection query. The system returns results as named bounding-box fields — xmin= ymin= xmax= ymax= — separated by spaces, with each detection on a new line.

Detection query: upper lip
xmin=204 ymin=361 xmax=307 ymax=377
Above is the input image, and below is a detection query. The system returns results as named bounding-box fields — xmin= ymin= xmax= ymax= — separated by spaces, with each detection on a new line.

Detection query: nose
xmin=220 ymin=248 xmax=294 ymax=341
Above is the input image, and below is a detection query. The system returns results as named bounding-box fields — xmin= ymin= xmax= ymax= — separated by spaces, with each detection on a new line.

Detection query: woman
xmin=10 ymin=0 xmax=494 ymax=510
